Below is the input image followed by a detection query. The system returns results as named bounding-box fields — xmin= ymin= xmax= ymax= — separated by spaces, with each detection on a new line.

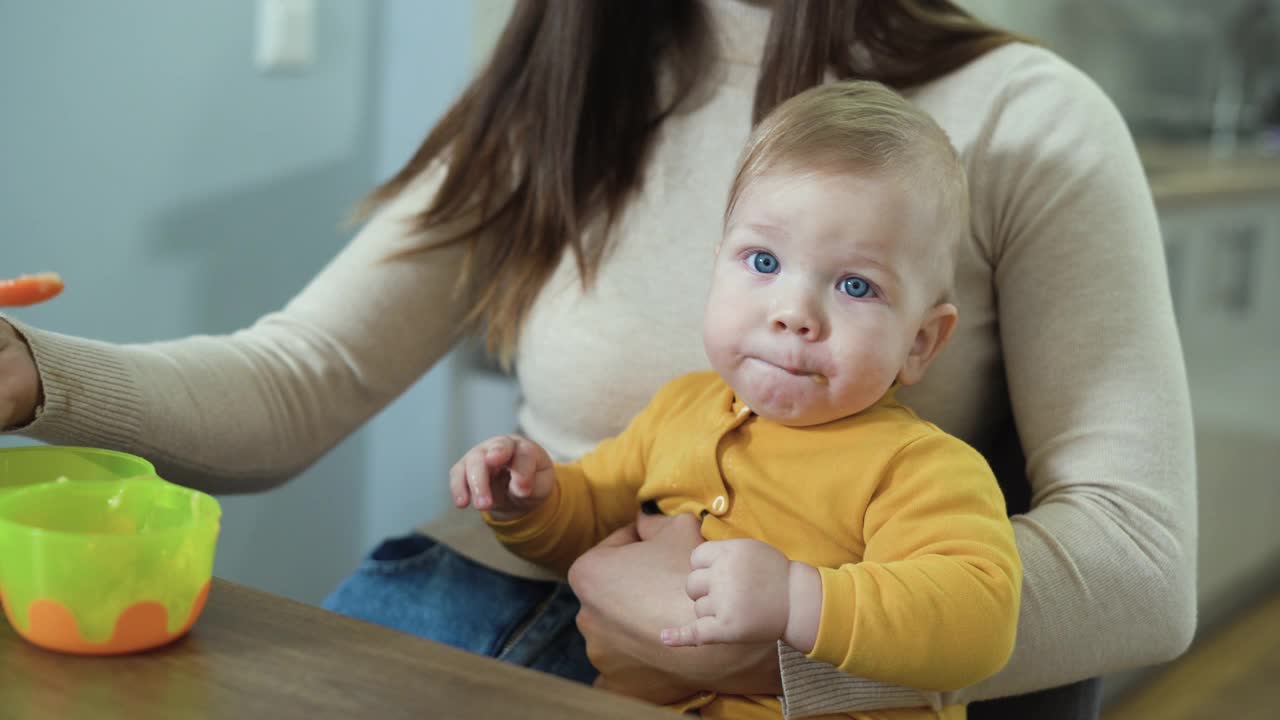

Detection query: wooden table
xmin=0 ymin=578 xmax=674 ymax=719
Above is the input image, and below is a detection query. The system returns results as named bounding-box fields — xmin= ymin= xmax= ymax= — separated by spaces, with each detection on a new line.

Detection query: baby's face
xmin=704 ymin=168 xmax=942 ymax=426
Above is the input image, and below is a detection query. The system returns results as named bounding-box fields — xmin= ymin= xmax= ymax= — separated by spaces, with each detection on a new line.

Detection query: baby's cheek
xmin=832 ymin=352 xmax=898 ymax=410
xmin=702 ymin=308 xmax=742 ymax=358
xmin=701 ymin=331 xmax=734 ymax=379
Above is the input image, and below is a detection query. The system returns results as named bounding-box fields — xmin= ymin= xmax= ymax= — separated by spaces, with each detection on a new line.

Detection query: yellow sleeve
xmin=486 ymin=375 xmax=700 ymax=576
xmin=807 ymin=433 xmax=1022 ymax=691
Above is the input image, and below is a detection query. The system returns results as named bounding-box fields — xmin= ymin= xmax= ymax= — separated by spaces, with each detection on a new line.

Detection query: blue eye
xmin=840 ymin=276 xmax=873 ymax=298
xmin=749 ymin=251 xmax=779 ymax=274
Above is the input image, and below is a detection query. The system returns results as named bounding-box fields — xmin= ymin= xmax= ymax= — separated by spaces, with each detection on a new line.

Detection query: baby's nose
xmin=770 ymin=305 xmax=822 ymax=339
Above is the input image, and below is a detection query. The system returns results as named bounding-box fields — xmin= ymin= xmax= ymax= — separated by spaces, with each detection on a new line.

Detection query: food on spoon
xmin=0 ymin=273 xmax=64 ymax=307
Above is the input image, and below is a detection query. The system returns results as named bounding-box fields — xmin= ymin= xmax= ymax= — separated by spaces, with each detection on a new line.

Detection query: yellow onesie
xmin=489 ymin=371 xmax=1021 ymax=719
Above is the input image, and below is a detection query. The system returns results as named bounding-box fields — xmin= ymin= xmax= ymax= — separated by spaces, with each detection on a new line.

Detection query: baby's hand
xmin=449 ymin=435 xmax=555 ymax=519
xmin=659 ymin=539 xmax=792 ymax=647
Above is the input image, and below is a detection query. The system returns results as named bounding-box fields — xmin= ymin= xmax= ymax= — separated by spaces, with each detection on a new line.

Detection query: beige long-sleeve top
xmin=4 ymin=0 xmax=1195 ymax=716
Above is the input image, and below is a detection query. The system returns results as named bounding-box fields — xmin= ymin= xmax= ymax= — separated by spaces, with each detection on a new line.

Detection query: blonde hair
xmin=725 ymin=80 xmax=969 ymax=304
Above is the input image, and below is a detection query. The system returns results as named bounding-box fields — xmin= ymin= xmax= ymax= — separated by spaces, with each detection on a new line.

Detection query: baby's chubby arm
xmin=470 ymin=374 xmax=711 ymax=574
xmin=450 ymin=434 xmax=557 ymax=521
xmin=661 ymin=432 xmax=1020 ymax=693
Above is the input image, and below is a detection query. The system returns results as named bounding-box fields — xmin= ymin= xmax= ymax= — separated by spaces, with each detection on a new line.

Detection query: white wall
xmin=1 ymin=0 xmax=474 ymax=604
xmin=472 ymin=0 xmax=516 ymax=66
xmin=359 ymin=0 xmax=474 ymax=562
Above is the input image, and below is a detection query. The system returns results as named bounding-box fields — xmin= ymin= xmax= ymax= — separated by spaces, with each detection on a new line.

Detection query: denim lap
xmin=324 ymin=534 xmax=1098 ymax=717
xmin=321 ymin=533 xmax=597 ymax=684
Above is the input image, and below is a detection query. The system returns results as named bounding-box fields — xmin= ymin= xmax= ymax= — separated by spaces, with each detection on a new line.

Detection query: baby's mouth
xmin=786 ymin=367 xmax=826 ymax=385
xmin=757 ymin=357 xmax=827 ymax=385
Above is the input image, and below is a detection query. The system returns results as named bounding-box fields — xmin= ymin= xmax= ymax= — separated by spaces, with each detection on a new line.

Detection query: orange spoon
xmin=0 ymin=273 xmax=65 ymax=307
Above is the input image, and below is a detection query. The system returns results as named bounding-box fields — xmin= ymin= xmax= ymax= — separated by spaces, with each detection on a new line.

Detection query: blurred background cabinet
xmin=1163 ymin=195 xmax=1280 ymax=631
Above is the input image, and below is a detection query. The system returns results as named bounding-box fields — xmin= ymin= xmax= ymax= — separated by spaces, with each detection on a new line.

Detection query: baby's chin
xmin=733 ymin=384 xmax=838 ymax=427
xmin=732 ymin=376 xmax=882 ymax=427
xmin=752 ymin=404 xmax=845 ymax=427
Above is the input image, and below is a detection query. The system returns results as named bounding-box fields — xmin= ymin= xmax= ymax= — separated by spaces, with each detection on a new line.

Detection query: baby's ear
xmin=898 ymin=303 xmax=958 ymax=386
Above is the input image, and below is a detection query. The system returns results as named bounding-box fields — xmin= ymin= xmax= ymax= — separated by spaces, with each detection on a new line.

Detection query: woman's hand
xmin=0 ymin=320 xmax=40 ymax=429
xmin=568 ymin=512 xmax=783 ymax=704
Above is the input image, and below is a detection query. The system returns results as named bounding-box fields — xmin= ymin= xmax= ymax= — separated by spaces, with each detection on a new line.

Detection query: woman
xmin=0 ymin=1 xmax=1194 ymax=718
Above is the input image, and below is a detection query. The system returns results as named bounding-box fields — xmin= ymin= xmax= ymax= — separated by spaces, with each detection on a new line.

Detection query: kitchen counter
xmin=1140 ymin=140 xmax=1280 ymax=209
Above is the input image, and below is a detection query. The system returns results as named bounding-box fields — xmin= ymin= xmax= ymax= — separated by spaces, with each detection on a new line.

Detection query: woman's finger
xmin=639 ymin=510 xmax=703 ymax=546
xmin=594 ymin=523 xmax=640 ymax=549
xmin=635 ymin=509 xmax=673 ymax=541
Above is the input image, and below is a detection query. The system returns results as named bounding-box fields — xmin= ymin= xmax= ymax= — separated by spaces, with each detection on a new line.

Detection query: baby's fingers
xmin=465 ymin=448 xmax=498 ymax=510
xmin=464 ymin=436 xmax=520 ymax=509
xmin=483 ymin=436 xmax=519 ymax=467
xmin=449 ymin=460 xmax=470 ymax=508
xmin=660 ymin=617 xmax=722 ymax=647
xmin=506 ymin=440 xmax=538 ymax=499
xmin=507 ymin=436 xmax=552 ymax=500
xmin=685 ymin=568 xmax=712 ymax=601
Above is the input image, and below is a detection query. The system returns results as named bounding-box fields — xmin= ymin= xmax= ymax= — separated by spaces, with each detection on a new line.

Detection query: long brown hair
xmin=367 ymin=0 xmax=1025 ymax=367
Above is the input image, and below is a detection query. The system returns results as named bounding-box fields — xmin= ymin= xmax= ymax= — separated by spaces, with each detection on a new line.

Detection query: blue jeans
xmin=321 ymin=533 xmax=597 ymax=684
xmin=323 ymin=533 xmax=1100 ymax=719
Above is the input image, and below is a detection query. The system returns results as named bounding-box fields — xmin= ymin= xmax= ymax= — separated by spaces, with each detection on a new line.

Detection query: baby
xmin=451 ymin=80 xmax=1021 ymax=720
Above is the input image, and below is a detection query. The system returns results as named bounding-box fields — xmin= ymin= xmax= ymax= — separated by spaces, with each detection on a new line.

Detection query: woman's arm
xmin=776 ymin=49 xmax=1197 ymax=716
xmin=956 ymin=48 xmax=1196 ymax=699
xmin=1 ymin=166 xmax=470 ymax=493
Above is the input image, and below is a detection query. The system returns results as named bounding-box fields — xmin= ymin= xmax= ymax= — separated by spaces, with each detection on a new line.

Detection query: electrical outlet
xmin=256 ymin=0 xmax=316 ymax=73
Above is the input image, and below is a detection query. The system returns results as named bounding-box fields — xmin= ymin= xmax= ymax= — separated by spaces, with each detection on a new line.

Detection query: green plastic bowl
xmin=0 ymin=446 xmax=156 ymax=494
xmin=0 ymin=448 xmax=220 ymax=655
